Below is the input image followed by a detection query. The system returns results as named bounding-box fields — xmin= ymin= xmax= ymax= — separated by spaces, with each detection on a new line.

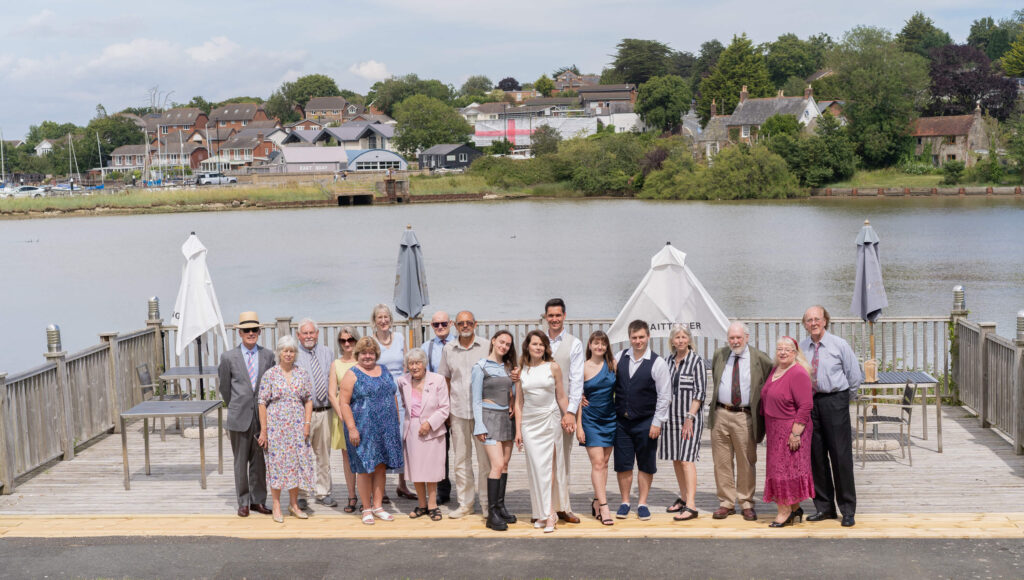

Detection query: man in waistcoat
xmin=295 ymin=318 xmax=337 ymax=509
xmin=709 ymin=321 xmax=773 ymax=521
xmin=546 ymin=298 xmax=583 ymax=524
xmin=218 ymin=311 xmax=275 ymax=517
xmin=801 ymin=305 xmax=862 ymax=527
xmin=438 ymin=310 xmax=490 ymax=518
xmin=425 ymin=310 xmax=454 ymax=504
xmin=613 ymin=320 xmax=671 ymax=521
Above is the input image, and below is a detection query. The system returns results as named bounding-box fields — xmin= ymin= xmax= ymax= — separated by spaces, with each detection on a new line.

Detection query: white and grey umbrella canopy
xmin=394 ymin=227 xmax=429 ymax=319
xmin=608 ymin=243 xmax=731 ymax=344
xmin=850 ymin=220 xmax=888 ymax=323
xmin=172 ymin=233 xmax=228 ymax=356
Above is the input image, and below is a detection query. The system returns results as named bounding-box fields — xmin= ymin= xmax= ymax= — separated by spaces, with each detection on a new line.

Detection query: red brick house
xmin=209 ymin=103 xmax=272 ymax=131
xmin=212 ymin=131 xmax=276 ymax=169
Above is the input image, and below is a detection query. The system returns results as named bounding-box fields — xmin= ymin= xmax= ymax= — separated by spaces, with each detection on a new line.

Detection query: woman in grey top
xmin=472 ymin=330 xmax=519 ymax=531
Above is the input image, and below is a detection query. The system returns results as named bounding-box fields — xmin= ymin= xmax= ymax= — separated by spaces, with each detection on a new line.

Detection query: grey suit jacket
xmin=218 ymin=345 xmax=275 ymax=432
xmin=708 ymin=345 xmax=773 ymax=444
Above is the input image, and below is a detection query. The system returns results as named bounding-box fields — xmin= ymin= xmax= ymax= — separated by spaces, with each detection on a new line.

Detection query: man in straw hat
xmin=218 ymin=311 xmax=276 ymax=517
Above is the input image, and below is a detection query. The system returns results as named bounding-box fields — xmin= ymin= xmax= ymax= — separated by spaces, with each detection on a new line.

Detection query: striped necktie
xmin=308 ymin=348 xmax=328 ymax=404
xmin=246 ymin=350 xmax=258 ymax=390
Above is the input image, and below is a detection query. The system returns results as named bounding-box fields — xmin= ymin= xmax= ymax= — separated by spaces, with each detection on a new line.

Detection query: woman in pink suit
xmin=397 ymin=348 xmax=450 ymax=521
xmin=760 ymin=336 xmax=815 ymax=527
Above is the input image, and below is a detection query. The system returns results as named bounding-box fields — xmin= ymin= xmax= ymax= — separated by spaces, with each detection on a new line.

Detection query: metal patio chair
xmin=856 ymin=382 xmax=917 ymax=467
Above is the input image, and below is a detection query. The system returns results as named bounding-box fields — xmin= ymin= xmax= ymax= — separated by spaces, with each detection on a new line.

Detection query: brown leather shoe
xmin=742 ymin=508 xmax=757 ymax=521
xmin=557 ymin=511 xmax=581 ymax=524
xmin=237 ymin=505 xmax=250 ymax=517
xmin=712 ymin=507 xmax=734 ymax=519
xmin=250 ymin=504 xmax=273 ymax=515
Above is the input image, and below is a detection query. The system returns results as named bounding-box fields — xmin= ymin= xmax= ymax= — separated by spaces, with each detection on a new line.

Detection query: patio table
xmin=119 ymin=400 xmax=223 ymax=490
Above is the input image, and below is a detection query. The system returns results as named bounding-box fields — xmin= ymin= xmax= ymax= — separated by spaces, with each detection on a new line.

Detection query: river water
xmin=1 ymin=197 xmax=1022 ymax=372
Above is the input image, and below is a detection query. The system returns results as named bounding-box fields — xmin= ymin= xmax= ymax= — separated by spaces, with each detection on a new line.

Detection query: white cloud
xmin=186 ymin=37 xmax=240 ymax=63
xmin=27 ymin=9 xmax=55 ymax=27
xmin=348 ymin=60 xmax=390 ymax=81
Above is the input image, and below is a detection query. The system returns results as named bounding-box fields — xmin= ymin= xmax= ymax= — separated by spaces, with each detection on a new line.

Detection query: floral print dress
xmin=258 ymin=365 xmax=315 ymax=492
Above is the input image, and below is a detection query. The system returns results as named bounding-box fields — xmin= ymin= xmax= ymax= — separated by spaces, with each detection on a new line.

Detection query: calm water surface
xmin=1 ymin=197 xmax=1022 ymax=372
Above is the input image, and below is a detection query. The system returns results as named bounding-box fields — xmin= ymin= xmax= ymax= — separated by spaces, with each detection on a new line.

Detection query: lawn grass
xmin=408 ymin=173 xmax=584 ymax=197
xmin=0 ymin=184 xmax=332 ymax=213
xmin=829 ymin=169 xmax=944 ymax=188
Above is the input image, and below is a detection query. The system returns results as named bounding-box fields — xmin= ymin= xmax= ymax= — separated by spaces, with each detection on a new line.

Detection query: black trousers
xmin=810 ymin=390 xmax=856 ymax=516
xmin=437 ymin=424 xmax=452 ymax=497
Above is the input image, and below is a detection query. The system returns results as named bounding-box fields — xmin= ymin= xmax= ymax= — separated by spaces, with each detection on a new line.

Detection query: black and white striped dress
xmin=658 ymin=350 xmax=706 ymax=462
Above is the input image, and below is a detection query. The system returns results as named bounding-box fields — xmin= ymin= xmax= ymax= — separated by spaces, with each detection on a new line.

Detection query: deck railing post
xmin=44 ymin=325 xmax=75 ymax=461
xmin=146 ymin=297 xmax=165 ymax=376
xmin=276 ymin=317 xmax=293 ymax=344
xmin=0 ymin=372 xmax=13 ymax=494
xmin=1014 ymin=311 xmax=1024 ymax=454
xmin=100 ymin=332 xmax=122 ymax=433
xmin=978 ymin=322 xmax=996 ymax=429
xmin=950 ymin=286 xmax=968 ymax=402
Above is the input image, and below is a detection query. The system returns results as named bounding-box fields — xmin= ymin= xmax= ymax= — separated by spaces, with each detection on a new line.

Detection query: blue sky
xmin=0 ymin=0 xmax=1013 ymax=138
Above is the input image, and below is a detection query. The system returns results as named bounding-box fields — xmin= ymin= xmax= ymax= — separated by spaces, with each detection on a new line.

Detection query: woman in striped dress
xmin=659 ymin=324 xmax=706 ymax=521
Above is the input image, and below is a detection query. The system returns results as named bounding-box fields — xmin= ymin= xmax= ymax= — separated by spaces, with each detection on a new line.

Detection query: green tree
xmin=552 ymin=65 xmax=580 ymax=77
xmin=287 ymin=74 xmax=341 ymax=108
xmin=760 ymin=114 xmax=801 ymax=139
xmin=534 ymin=75 xmax=555 ymax=97
xmin=690 ymin=39 xmax=725 ymax=96
xmin=1002 ymin=31 xmax=1024 ymax=76
xmin=531 ymin=125 xmax=562 ymax=156
xmin=612 ymin=38 xmax=672 ymax=85
xmin=184 ymin=96 xmax=213 ymax=114
xmin=1007 ymin=113 xmax=1024 ymax=182
xmin=765 ymin=34 xmax=823 ymax=88
xmin=829 ymin=26 xmax=930 ymax=168
xmin=497 ymin=77 xmax=520 ymax=91
xmin=896 ymin=11 xmax=953 ymax=59
xmin=263 ymin=90 xmax=299 ymax=124
xmin=599 ymin=68 xmax=626 ymax=85
xmin=635 ymin=75 xmax=691 ymax=133
xmin=393 ymin=95 xmax=472 ymax=157
xmin=697 ymin=34 xmax=773 ymax=126
xmin=460 ymin=75 xmax=493 ymax=96
xmin=667 ymin=51 xmax=697 ymax=79
xmin=765 ymin=113 xmax=856 ymax=186
xmin=366 ymin=74 xmax=455 ymax=117
xmin=782 ymin=75 xmax=808 ymax=96
xmin=25 ymin=121 xmax=80 ymax=148
xmin=967 ymin=12 xmax=1023 ymax=61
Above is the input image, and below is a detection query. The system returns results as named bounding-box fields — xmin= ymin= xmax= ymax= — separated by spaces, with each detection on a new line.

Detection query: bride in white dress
xmin=514 ymin=330 xmax=568 ymax=533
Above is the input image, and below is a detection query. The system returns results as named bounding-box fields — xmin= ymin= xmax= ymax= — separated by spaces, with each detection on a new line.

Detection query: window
xmin=947 ymin=154 xmax=957 ymax=162
xmin=917 ymin=137 xmax=922 ymax=145
xmin=943 ymin=135 xmax=956 ymax=145
xmin=446 ymin=154 xmax=456 ymax=161
xmin=741 ymin=126 xmax=750 ymax=138
xmin=242 ymin=121 xmax=248 ymax=126
xmin=458 ymin=153 xmax=468 ymax=162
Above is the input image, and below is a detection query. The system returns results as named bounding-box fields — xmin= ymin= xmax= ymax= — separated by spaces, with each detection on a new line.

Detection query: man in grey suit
xmin=218 ymin=311 xmax=275 ymax=517
xmin=708 ymin=322 xmax=773 ymax=521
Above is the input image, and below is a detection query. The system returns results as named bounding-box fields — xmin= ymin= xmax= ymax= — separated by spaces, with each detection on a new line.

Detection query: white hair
xmin=405 ymin=348 xmax=427 ymax=366
xmin=298 ymin=318 xmax=318 ymax=332
xmin=276 ymin=335 xmax=299 ymax=357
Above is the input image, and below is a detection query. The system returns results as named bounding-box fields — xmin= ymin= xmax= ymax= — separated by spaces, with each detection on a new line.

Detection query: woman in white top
xmin=514 ymin=330 xmax=567 ymax=533
xmin=371 ymin=303 xmax=415 ymax=501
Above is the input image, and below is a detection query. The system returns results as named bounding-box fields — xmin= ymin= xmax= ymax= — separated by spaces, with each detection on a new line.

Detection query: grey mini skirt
xmin=482 ymin=407 xmax=514 ymax=442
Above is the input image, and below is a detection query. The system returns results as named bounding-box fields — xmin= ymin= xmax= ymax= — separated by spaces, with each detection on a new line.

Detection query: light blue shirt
xmin=295 ymin=343 xmax=333 ymax=407
xmin=425 ymin=334 xmax=454 ymax=373
xmin=800 ymin=331 xmax=864 ymax=395
xmin=471 ymin=359 xmax=514 ymax=436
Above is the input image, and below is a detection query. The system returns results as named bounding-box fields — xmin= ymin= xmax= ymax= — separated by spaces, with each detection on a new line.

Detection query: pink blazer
xmin=397 ymin=371 xmax=450 ymax=441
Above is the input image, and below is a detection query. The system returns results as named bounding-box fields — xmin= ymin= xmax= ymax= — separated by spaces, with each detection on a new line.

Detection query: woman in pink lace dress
xmin=760 ymin=336 xmax=814 ymax=527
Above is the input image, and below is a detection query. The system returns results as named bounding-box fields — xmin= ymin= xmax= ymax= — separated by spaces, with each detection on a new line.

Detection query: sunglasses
xmin=431 ymin=321 xmax=450 ymax=329
xmin=455 ymin=320 xmax=475 ymax=327
xmin=240 ymin=328 xmax=260 ymax=334
xmin=339 ymin=337 xmax=356 ymax=345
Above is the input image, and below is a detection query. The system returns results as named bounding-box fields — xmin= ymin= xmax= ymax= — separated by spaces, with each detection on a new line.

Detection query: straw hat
xmin=237 ymin=311 xmax=261 ymax=329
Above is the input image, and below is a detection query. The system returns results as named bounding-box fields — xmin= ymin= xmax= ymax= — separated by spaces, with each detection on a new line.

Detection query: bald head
xmin=803 ymin=305 xmax=829 ymax=342
xmin=430 ymin=310 xmax=452 ymax=339
xmin=455 ymin=310 xmax=477 ymax=340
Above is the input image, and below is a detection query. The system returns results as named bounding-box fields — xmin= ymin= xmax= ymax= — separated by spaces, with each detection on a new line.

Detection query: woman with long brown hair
xmin=472 ymin=329 xmax=519 ymax=530
xmin=575 ymin=330 xmax=617 ymax=525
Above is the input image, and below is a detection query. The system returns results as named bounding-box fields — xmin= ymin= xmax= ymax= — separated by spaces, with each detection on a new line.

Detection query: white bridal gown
xmin=520 ymin=362 xmax=564 ymax=521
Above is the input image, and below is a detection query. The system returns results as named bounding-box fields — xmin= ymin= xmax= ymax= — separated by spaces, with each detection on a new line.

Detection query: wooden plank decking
xmin=1 ymin=406 xmax=1021 ymax=520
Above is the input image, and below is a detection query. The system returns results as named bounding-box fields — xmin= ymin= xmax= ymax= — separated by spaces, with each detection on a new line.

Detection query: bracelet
xmin=684 ymin=413 xmax=696 ymax=421
xmin=304 ymin=421 xmax=311 ymax=425
xmin=790 ymin=432 xmax=800 ymax=438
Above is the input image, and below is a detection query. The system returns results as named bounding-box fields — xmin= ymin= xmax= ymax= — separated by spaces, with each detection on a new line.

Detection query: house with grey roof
xmin=304 ymin=96 xmax=365 ymax=124
xmin=322 ymin=122 xmax=397 ymax=151
xmin=578 ymin=84 xmax=636 ymax=115
xmin=209 ymin=103 xmax=272 ymax=130
xmin=418 ymin=144 xmax=481 ymax=170
xmin=726 ymin=86 xmax=820 ymax=143
xmin=109 ymin=144 xmax=151 ymax=171
xmin=271 ymin=146 xmax=406 ymax=173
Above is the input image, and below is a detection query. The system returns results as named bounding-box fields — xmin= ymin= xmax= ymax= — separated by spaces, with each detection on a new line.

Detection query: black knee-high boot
xmin=486 ymin=477 xmax=508 ymax=531
xmin=497 ymin=473 xmax=517 ymax=523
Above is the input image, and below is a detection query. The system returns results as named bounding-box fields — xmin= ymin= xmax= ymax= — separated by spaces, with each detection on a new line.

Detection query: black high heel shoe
xmin=792 ymin=507 xmax=804 ymax=523
xmin=769 ymin=510 xmax=799 ymax=527
xmin=591 ymin=498 xmax=599 ymax=519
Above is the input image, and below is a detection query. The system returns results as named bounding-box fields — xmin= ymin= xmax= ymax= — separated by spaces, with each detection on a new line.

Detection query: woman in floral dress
xmin=258 ymin=335 xmax=315 ymax=523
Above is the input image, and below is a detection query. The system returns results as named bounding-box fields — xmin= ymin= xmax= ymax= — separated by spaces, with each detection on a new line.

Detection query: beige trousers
xmin=309 ymin=409 xmax=333 ymax=498
xmin=710 ymin=409 xmax=757 ymax=510
xmin=553 ymin=429 xmax=573 ymax=512
xmin=450 ymin=415 xmax=490 ymax=510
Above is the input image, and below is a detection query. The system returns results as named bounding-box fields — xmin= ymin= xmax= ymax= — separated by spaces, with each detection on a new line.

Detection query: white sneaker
xmin=448 ymin=504 xmax=473 ymax=519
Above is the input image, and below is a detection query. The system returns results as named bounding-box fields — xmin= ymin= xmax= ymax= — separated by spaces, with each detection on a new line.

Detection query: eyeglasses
xmin=776 ymin=348 xmax=796 ymax=353
xmin=339 ymin=337 xmax=356 ymax=345
xmin=431 ymin=321 xmax=450 ymax=329
xmin=455 ymin=320 xmax=475 ymax=327
xmin=240 ymin=328 xmax=260 ymax=334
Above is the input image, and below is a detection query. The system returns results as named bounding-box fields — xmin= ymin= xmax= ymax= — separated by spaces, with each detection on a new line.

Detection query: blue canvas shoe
xmin=616 ymin=503 xmax=631 ymax=519
xmin=637 ymin=505 xmax=652 ymax=520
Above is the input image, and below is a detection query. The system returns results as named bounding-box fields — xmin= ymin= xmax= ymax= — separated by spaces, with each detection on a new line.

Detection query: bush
xmin=942 ymin=160 xmax=965 ymax=185
xmin=967 ymin=154 xmax=1004 ymax=184
xmin=640 ymin=144 xmax=804 ymax=199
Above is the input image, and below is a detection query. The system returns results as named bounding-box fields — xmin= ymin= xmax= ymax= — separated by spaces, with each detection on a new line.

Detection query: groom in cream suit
xmin=218 ymin=311 xmax=276 ymax=517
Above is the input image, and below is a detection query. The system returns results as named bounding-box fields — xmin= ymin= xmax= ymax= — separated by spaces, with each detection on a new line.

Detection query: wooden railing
xmin=954 ymin=317 xmax=1024 ymax=453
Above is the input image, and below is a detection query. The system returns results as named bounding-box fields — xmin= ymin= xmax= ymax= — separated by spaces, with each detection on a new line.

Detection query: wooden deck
xmin=1 ymin=406 xmax=1021 ymax=518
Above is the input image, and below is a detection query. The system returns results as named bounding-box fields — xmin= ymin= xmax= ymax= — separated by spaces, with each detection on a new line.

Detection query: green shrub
xmin=942 ymin=160 xmax=965 ymax=185
xmin=968 ymin=154 xmax=1004 ymax=184
xmin=640 ymin=144 xmax=803 ymax=199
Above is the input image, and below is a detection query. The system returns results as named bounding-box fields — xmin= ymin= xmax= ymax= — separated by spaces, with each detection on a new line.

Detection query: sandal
xmin=591 ymin=498 xmax=600 ymax=519
xmin=409 ymin=506 xmax=429 ymax=519
xmin=673 ymin=507 xmax=699 ymax=521
xmin=599 ymin=503 xmax=614 ymax=526
xmin=429 ymin=507 xmax=443 ymax=521
xmin=372 ymin=507 xmax=394 ymax=521
xmin=343 ymin=497 xmax=358 ymax=513
xmin=361 ymin=509 xmax=374 ymax=525
xmin=666 ymin=497 xmax=686 ymax=513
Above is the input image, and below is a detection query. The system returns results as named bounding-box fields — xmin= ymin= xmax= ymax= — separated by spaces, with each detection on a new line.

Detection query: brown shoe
xmin=742 ymin=508 xmax=757 ymax=521
xmin=557 ymin=511 xmax=581 ymax=524
xmin=237 ymin=505 xmax=250 ymax=517
xmin=251 ymin=503 xmax=273 ymax=515
xmin=712 ymin=507 xmax=734 ymax=519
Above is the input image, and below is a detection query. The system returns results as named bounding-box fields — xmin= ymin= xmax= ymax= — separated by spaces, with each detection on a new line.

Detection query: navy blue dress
xmin=346 ymin=366 xmax=404 ymax=474
xmin=580 ymin=362 xmax=617 ymax=447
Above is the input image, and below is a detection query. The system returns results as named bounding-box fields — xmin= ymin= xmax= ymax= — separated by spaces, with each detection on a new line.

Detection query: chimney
xmin=257 ymin=132 xmax=264 ymax=142
xmin=739 ymin=85 xmax=748 ymax=103
xmin=778 ymin=89 xmax=785 ymax=98
xmin=710 ymin=99 xmax=717 ymax=118
xmin=804 ymin=85 xmax=813 ymax=99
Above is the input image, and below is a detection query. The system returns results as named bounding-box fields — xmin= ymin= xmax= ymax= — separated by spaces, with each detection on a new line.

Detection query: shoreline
xmin=1 ymin=185 xmax=1020 ymax=220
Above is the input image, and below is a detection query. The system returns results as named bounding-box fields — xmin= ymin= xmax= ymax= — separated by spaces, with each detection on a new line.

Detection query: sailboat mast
xmin=1 ymin=128 xmax=6 ymax=187
xmin=96 ymin=132 xmax=104 ymax=183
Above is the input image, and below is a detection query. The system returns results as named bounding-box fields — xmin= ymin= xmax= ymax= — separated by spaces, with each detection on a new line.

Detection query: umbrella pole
xmin=196 ymin=335 xmax=205 ymax=400
xmin=869 ymin=321 xmax=878 ymax=438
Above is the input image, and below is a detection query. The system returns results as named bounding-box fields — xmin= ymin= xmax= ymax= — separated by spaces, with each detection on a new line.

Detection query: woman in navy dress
xmin=338 ymin=336 xmax=404 ymax=525
xmin=575 ymin=331 xmax=617 ymax=525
